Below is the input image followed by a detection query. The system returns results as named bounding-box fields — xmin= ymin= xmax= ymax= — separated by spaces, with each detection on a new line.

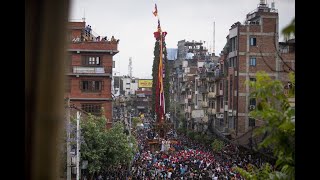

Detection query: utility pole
xmin=129 ymin=112 xmax=132 ymax=136
xmin=76 ymin=111 xmax=81 ymax=180
xmin=66 ymin=98 xmax=71 ymax=180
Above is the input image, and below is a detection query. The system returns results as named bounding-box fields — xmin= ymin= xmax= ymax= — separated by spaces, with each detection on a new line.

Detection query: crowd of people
xmin=99 ymin=117 xmax=274 ymax=180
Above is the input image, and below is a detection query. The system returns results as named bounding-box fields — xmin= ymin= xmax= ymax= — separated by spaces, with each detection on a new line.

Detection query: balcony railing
xmin=66 ymin=66 xmax=112 ymax=75
xmin=207 ymin=108 xmax=216 ymax=115
xmin=202 ymin=101 xmax=208 ymax=108
xmin=73 ymin=66 xmax=105 ymax=74
xmin=208 ymin=92 xmax=216 ymax=98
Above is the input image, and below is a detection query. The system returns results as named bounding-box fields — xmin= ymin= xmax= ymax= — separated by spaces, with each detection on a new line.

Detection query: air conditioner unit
xmin=249 ymin=105 xmax=256 ymax=110
xmin=228 ymin=112 xmax=233 ymax=116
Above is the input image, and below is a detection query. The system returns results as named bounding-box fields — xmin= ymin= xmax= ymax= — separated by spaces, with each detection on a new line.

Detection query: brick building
xmin=225 ymin=1 xmax=295 ymax=141
xmin=65 ymin=21 xmax=119 ymax=128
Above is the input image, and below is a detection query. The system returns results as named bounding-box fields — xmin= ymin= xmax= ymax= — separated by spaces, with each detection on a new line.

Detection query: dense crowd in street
xmin=100 ymin=118 xmax=274 ymax=180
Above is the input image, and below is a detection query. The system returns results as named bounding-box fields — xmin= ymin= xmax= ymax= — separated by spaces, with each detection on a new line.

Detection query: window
xmin=230 ymin=37 xmax=237 ymax=52
xmin=229 ymin=58 xmax=233 ymax=67
xmin=225 ymin=80 xmax=228 ymax=101
xmin=80 ymin=80 xmax=103 ymax=92
xmin=220 ymin=98 xmax=223 ymax=109
xmin=81 ymin=104 xmax=102 ymax=116
xmin=229 ymin=57 xmax=237 ymax=67
xmin=249 ymin=98 xmax=256 ymax=106
xmin=212 ymin=84 xmax=215 ymax=92
xmin=220 ymin=82 xmax=223 ymax=90
xmin=210 ymin=101 xmax=216 ymax=109
xmin=250 ymin=37 xmax=256 ymax=46
xmin=250 ymin=77 xmax=256 ymax=82
xmin=230 ymin=77 xmax=233 ymax=97
xmin=82 ymin=56 xmax=101 ymax=66
xmin=249 ymin=118 xmax=255 ymax=127
xmin=250 ymin=57 xmax=256 ymax=66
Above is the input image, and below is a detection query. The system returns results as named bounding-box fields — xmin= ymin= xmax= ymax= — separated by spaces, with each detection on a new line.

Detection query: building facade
xmin=169 ymin=1 xmax=295 ymax=147
xmin=223 ymin=1 xmax=295 ymax=144
xmin=65 ymin=21 xmax=119 ymax=128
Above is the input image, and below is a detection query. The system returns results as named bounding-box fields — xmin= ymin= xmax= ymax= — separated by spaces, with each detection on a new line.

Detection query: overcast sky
xmin=70 ymin=0 xmax=295 ymax=79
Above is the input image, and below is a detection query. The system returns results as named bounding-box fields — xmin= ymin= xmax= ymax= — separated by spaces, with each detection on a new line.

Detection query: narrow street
xmin=101 ymin=115 xmax=273 ymax=180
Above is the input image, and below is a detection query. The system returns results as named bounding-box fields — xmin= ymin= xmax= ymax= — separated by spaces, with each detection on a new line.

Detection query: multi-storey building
xmin=170 ymin=40 xmax=218 ymax=131
xmin=223 ymin=1 xmax=295 ymax=144
xmin=134 ymin=89 xmax=152 ymax=115
xmin=65 ymin=21 xmax=119 ymax=128
xmin=169 ymin=1 xmax=295 ymax=147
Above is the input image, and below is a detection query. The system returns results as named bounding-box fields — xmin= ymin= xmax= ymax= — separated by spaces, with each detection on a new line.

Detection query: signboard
xmin=138 ymin=79 xmax=153 ymax=88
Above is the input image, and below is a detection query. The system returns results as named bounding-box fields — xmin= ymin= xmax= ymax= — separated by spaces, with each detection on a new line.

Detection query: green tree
xmin=79 ymin=114 xmax=137 ymax=179
xmin=151 ymin=34 xmax=170 ymax=118
xmin=211 ymin=139 xmax=224 ymax=152
xmin=132 ymin=117 xmax=142 ymax=128
xmin=235 ymin=71 xmax=295 ymax=180
xmin=151 ymin=41 xmax=159 ymax=117
xmin=282 ymin=18 xmax=295 ymax=41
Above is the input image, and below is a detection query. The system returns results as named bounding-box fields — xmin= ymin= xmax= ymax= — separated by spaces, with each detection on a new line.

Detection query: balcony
xmin=187 ymin=94 xmax=192 ymax=100
xmin=67 ymin=66 xmax=112 ymax=76
xmin=216 ymin=90 xmax=223 ymax=96
xmin=201 ymin=101 xmax=208 ymax=108
xmin=208 ymin=92 xmax=216 ymax=98
xmin=182 ymin=76 xmax=188 ymax=82
xmin=202 ymin=116 xmax=209 ymax=123
xmin=207 ymin=108 xmax=216 ymax=115
xmin=199 ymin=86 xmax=208 ymax=93
xmin=200 ymin=73 xmax=207 ymax=79
xmin=73 ymin=66 xmax=105 ymax=73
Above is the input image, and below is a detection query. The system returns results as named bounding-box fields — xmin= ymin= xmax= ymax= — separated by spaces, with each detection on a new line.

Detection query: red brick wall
xmin=238 ymin=55 xmax=246 ymax=73
xmin=238 ymin=76 xmax=247 ymax=93
xmin=68 ymin=22 xmax=85 ymax=29
xmin=249 ymin=56 xmax=276 ymax=73
xmin=253 ymin=36 xmax=277 ymax=53
xmin=248 ymin=25 xmax=261 ymax=32
xmin=239 ymin=35 xmax=247 ymax=52
xmin=263 ymin=18 xmax=277 ymax=33
xmin=238 ymin=96 xmax=246 ymax=114
xmin=70 ymin=77 xmax=111 ymax=98
xmin=238 ymin=116 xmax=246 ymax=133
xmin=69 ymin=42 xmax=118 ymax=51
xmin=70 ymin=101 xmax=112 ymax=128
xmin=71 ymin=30 xmax=82 ymax=39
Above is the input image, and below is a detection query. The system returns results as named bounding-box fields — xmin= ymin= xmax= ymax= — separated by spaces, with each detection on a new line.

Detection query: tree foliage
xmin=151 ymin=41 xmax=160 ymax=116
xmin=151 ymin=37 xmax=170 ymax=118
xmin=132 ymin=117 xmax=142 ymax=128
xmin=237 ymin=71 xmax=295 ymax=179
xmin=211 ymin=138 xmax=225 ymax=152
xmin=79 ymin=114 xmax=137 ymax=177
xmin=282 ymin=18 xmax=295 ymax=41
